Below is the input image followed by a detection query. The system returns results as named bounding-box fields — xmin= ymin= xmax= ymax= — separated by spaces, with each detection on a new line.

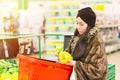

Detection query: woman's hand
xmin=64 ymin=60 xmax=76 ymax=66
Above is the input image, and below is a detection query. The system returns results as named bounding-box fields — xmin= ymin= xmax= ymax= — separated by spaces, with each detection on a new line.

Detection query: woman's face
xmin=76 ymin=17 xmax=88 ymax=35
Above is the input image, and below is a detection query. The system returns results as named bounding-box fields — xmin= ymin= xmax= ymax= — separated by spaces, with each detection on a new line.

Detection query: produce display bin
xmin=0 ymin=38 xmax=19 ymax=59
xmin=0 ymin=40 xmax=5 ymax=59
xmin=17 ymin=54 xmax=73 ymax=80
xmin=5 ymin=38 xmax=19 ymax=58
xmin=0 ymin=34 xmax=42 ymax=58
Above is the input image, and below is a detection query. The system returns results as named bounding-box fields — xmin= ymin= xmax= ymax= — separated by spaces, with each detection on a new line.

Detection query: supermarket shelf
xmin=0 ymin=34 xmax=42 ymax=40
xmin=47 ymin=9 xmax=78 ymax=12
xmin=29 ymin=0 xmax=79 ymax=3
xmin=46 ymin=16 xmax=75 ymax=19
xmin=46 ymin=24 xmax=77 ymax=28
xmin=45 ymin=33 xmax=63 ymax=37
xmin=46 ymin=39 xmax=64 ymax=42
xmin=106 ymin=44 xmax=120 ymax=54
xmin=104 ymin=38 xmax=119 ymax=43
xmin=45 ymin=48 xmax=56 ymax=51
xmin=39 ymin=0 xmax=78 ymax=2
xmin=46 ymin=32 xmax=73 ymax=35
xmin=99 ymin=25 xmax=119 ymax=28
xmin=46 ymin=24 xmax=118 ymax=28
xmin=46 ymin=24 xmax=119 ymax=28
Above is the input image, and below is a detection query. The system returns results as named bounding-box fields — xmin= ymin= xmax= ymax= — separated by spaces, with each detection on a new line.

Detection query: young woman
xmin=64 ymin=7 xmax=108 ymax=80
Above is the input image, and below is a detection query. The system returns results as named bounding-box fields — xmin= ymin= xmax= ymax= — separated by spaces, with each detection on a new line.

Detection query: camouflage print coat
xmin=65 ymin=26 xmax=108 ymax=80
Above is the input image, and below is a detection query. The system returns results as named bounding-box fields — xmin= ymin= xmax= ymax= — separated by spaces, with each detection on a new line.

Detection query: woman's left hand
xmin=64 ymin=60 xmax=76 ymax=66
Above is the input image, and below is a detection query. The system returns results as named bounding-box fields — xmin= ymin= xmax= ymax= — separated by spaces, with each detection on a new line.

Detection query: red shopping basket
xmin=17 ymin=54 xmax=73 ymax=80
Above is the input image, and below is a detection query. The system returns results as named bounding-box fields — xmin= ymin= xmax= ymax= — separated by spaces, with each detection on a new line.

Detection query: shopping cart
xmin=17 ymin=54 xmax=73 ymax=80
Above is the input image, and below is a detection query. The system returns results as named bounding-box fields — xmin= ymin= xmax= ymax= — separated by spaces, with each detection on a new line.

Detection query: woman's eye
xmin=80 ymin=24 xmax=84 ymax=26
xmin=77 ymin=22 xmax=84 ymax=26
xmin=78 ymin=23 xmax=83 ymax=26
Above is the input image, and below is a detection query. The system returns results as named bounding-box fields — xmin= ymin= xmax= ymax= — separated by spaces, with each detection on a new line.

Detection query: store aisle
xmin=107 ymin=51 xmax=120 ymax=80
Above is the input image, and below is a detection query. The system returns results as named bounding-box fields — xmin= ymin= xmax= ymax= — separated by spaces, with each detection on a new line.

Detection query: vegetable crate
xmin=107 ymin=64 xmax=115 ymax=80
xmin=17 ymin=54 xmax=73 ymax=80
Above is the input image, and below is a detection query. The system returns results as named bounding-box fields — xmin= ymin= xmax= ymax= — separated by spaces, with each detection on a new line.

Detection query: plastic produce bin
xmin=17 ymin=54 xmax=73 ymax=80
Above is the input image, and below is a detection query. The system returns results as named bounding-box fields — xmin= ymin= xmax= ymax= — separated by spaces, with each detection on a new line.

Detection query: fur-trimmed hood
xmin=87 ymin=25 xmax=99 ymax=42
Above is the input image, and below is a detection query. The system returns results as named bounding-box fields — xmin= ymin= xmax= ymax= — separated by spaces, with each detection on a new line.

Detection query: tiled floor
xmin=107 ymin=51 xmax=120 ymax=80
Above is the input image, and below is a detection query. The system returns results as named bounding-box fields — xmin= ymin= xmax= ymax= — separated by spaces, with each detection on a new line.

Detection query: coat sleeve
xmin=74 ymin=43 xmax=108 ymax=80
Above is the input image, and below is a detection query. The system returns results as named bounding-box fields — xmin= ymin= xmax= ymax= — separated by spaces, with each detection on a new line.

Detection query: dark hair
xmin=72 ymin=26 xmax=91 ymax=60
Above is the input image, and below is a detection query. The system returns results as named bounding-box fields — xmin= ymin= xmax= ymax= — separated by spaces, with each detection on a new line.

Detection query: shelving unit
xmin=0 ymin=0 xmax=119 ymax=55
xmin=45 ymin=0 xmax=79 ymax=54
xmin=44 ymin=0 xmax=120 ymax=54
xmin=99 ymin=24 xmax=120 ymax=53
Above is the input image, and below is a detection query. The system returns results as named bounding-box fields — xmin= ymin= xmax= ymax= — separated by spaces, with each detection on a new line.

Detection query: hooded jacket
xmin=65 ymin=26 xmax=108 ymax=80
